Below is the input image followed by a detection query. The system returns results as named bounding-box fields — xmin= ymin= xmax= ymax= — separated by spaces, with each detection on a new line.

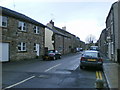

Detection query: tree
xmin=85 ymin=34 xmax=96 ymax=44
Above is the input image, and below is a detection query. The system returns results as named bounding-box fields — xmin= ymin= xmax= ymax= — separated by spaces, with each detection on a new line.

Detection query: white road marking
xmin=4 ymin=64 xmax=61 ymax=89
xmin=44 ymin=63 xmax=61 ymax=72
xmin=4 ymin=76 xmax=35 ymax=89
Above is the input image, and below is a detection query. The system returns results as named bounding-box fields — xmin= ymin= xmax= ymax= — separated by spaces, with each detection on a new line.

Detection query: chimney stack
xmin=50 ymin=20 xmax=54 ymax=26
xmin=62 ymin=26 xmax=66 ymax=30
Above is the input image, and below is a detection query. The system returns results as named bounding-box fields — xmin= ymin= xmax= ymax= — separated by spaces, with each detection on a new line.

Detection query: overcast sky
xmin=0 ymin=0 xmax=118 ymax=42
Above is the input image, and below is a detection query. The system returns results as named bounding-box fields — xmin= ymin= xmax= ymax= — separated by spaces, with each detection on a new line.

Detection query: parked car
xmin=90 ymin=46 xmax=99 ymax=51
xmin=43 ymin=50 xmax=61 ymax=60
xmin=80 ymin=50 xmax=103 ymax=70
xmin=79 ymin=48 xmax=83 ymax=51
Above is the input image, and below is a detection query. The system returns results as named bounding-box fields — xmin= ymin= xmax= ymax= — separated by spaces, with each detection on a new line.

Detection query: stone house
xmin=45 ymin=21 xmax=67 ymax=55
xmin=0 ymin=6 xmax=45 ymax=62
xmin=79 ymin=40 xmax=86 ymax=50
xmin=98 ymin=29 xmax=108 ymax=56
xmin=45 ymin=20 xmax=84 ymax=54
xmin=55 ymin=26 xmax=86 ymax=53
xmin=105 ymin=1 xmax=120 ymax=62
xmin=118 ymin=1 xmax=120 ymax=64
xmin=53 ymin=26 xmax=71 ymax=54
xmin=54 ymin=25 xmax=79 ymax=53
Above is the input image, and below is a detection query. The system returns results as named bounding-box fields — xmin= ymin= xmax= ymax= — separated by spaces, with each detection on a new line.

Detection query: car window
xmin=84 ymin=52 xmax=98 ymax=58
xmin=48 ymin=50 xmax=54 ymax=53
xmin=90 ymin=46 xmax=98 ymax=51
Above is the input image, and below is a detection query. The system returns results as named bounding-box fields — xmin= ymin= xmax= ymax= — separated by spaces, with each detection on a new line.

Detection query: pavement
xmin=103 ymin=59 xmax=120 ymax=90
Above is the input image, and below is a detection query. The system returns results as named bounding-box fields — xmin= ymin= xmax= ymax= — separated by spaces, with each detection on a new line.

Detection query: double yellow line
xmin=96 ymin=71 xmax=103 ymax=80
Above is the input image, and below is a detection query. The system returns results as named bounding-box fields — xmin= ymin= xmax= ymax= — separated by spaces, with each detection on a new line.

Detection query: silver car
xmin=80 ymin=50 xmax=103 ymax=70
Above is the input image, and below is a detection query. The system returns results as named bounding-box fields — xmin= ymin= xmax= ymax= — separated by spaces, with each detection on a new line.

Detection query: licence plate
xmin=88 ymin=59 xmax=96 ymax=61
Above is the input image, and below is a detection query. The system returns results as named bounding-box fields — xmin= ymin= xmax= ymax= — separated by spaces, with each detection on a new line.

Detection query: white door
xmin=0 ymin=43 xmax=9 ymax=62
xmin=36 ymin=44 xmax=40 ymax=56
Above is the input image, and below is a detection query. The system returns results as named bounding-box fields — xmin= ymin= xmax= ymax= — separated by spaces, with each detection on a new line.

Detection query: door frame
xmin=36 ymin=44 xmax=40 ymax=56
xmin=0 ymin=42 xmax=9 ymax=62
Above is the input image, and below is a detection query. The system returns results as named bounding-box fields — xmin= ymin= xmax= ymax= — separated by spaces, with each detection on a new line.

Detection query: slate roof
xmin=46 ymin=26 xmax=68 ymax=37
xmin=54 ymin=26 xmax=76 ymax=37
xmin=0 ymin=6 xmax=45 ymax=27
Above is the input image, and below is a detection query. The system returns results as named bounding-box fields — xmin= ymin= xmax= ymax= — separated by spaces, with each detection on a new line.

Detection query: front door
xmin=36 ymin=44 xmax=40 ymax=56
xmin=0 ymin=43 xmax=9 ymax=62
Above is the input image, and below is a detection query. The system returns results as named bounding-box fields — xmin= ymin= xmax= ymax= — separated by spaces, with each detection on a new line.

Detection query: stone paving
xmin=103 ymin=60 xmax=120 ymax=89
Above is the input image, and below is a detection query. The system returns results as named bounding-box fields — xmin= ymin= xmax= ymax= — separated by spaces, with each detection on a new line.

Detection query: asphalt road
xmin=2 ymin=52 xmax=106 ymax=89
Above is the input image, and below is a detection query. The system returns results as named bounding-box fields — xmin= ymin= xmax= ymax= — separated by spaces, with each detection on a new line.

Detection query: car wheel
xmin=55 ymin=57 xmax=57 ymax=60
xmin=53 ymin=56 xmax=56 ymax=60
xmin=59 ymin=56 xmax=61 ymax=59
xmin=42 ymin=57 xmax=45 ymax=60
xmin=80 ymin=65 xmax=84 ymax=69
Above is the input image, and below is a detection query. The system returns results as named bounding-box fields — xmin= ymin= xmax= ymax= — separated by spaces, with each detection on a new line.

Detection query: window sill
xmin=18 ymin=29 xmax=27 ymax=33
xmin=18 ymin=51 xmax=27 ymax=53
xmin=0 ymin=26 xmax=8 ymax=28
xmin=34 ymin=33 xmax=40 ymax=35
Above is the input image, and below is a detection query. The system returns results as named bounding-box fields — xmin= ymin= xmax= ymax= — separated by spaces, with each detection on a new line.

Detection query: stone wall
xmin=2 ymin=16 xmax=45 ymax=61
xmin=54 ymin=34 xmax=64 ymax=54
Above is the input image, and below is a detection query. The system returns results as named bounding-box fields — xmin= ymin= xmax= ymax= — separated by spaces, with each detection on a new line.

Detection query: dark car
xmin=43 ymin=50 xmax=61 ymax=60
xmin=80 ymin=50 xmax=103 ymax=70
xmin=79 ymin=48 xmax=83 ymax=51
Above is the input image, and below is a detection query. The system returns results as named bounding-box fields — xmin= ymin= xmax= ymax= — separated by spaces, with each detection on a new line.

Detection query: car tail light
xmin=80 ymin=57 xmax=85 ymax=61
xmin=98 ymin=58 xmax=103 ymax=62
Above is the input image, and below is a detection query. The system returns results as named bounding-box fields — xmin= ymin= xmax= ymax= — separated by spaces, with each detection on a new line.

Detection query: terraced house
xmin=53 ymin=23 xmax=82 ymax=53
xmin=53 ymin=26 xmax=71 ymax=54
xmin=45 ymin=20 xmax=84 ymax=55
xmin=0 ymin=6 xmax=85 ymax=62
xmin=0 ymin=6 xmax=45 ymax=62
xmin=98 ymin=1 xmax=120 ymax=64
xmin=45 ymin=20 xmax=68 ymax=55
xmin=106 ymin=1 xmax=120 ymax=63
xmin=45 ymin=20 xmax=73 ymax=55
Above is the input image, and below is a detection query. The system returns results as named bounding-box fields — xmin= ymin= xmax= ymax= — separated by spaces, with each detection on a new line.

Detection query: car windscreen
xmin=90 ymin=46 xmax=98 ymax=50
xmin=83 ymin=52 xmax=98 ymax=58
xmin=48 ymin=50 xmax=54 ymax=53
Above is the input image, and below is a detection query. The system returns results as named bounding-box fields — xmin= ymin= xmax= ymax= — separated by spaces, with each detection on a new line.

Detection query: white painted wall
xmin=45 ymin=23 xmax=54 ymax=50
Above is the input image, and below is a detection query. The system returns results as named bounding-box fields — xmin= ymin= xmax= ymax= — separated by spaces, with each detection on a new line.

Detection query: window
xmin=34 ymin=43 xmax=37 ymax=51
xmin=0 ymin=16 xmax=8 ymax=27
xmin=18 ymin=42 xmax=26 ymax=51
xmin=18 ymin=21 xmax=26 ymax=31
xmin=84 ymin=52 xmax=98 ymax=58
xmin=33 ymin=26 xmax=40 ymax=34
